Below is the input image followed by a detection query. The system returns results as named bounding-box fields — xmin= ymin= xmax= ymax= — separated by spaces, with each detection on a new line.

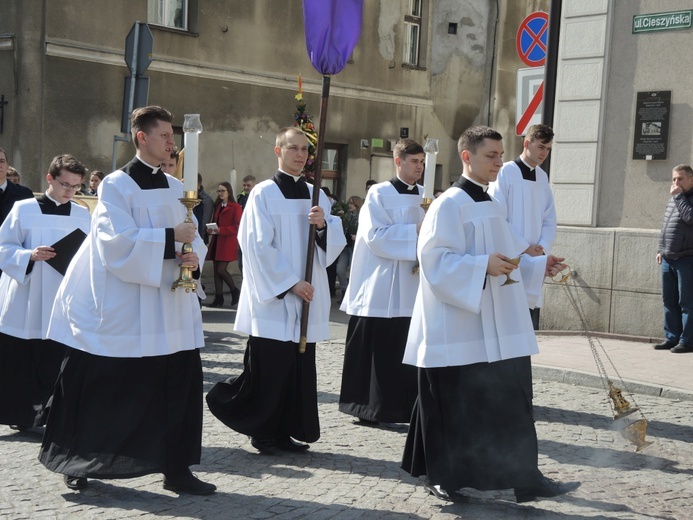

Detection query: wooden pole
xmin=298 ymin=75 xmax=330 ymax=353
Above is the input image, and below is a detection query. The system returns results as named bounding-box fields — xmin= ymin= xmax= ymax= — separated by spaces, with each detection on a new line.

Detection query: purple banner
xmin=302 ymin=0 xmax=364 ymax=75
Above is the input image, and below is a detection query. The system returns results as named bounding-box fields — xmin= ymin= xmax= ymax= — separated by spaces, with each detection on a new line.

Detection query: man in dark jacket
xmin=0 ymin=148 xmax=35 ymax=276
xmin=0 ymin=148 xmax=34 ymax=224
xmin=655 ymin=164 xmax=693 ymax=353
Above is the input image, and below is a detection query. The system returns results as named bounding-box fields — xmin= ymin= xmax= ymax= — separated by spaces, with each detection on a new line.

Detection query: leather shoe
xmin=251 ymin=437 xmax=278 ymax=455
xmin=64 ymin=474 xmax=88 ymax=490
xmin=163 ymin=469 xmax=216 ymax=495
xmin=423 ymin=482 xmax=469 ymax=503
xmin=275 ymin=436 xmax=309 ymax=452
xmin=515 ymin=476 xmax=581 ymax=503
xmin=653 ymin=341 xmax=677 ymax=350
xmin=671 ymin=343 xmax=693 ymax=353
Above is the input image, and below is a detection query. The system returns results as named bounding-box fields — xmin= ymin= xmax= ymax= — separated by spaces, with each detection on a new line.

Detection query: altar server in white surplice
xmin=488 ymin=124 xmax=557 ymax=328
xmin=338 ymin=138 xmax=425 ymax=427
xmin=206 ymin=127 xmax=345 ymax=455
xmin=402 ymin=125 xmax=580 ymax=505
xmin=0 ymin=154 xmax=90 ymax=431
xmin=39 ymin=106 xmax=216 ymax=496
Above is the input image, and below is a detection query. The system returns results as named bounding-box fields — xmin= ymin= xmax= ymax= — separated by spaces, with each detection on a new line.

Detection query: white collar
xmin=396 ymin=175 xmax=417 ymax=190
xmin=45 ymin=191 xmax=68 ymax=206
xmin=519 ymin=156 xmax=536 ymax=171
xmin=137 ymin=156 xmax=161 ymax=174
xmin=0 ymin=180 xmax=7 ymax=191
xmin=279 ymin=169 xmax=302 ymax=182
xmin=462 ymin=174 xmax=489 ymax=192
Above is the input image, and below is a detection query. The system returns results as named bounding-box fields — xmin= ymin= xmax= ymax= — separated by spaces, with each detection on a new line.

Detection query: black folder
xmin=46 ymin=228 xmax=87 ymax=276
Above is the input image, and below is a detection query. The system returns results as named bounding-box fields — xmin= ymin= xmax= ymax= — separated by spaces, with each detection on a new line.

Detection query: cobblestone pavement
xmin=1 ymin=305 xmax=693 ymax=519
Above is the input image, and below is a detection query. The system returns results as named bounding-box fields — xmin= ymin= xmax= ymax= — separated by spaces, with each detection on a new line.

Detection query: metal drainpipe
xmin=542 ymin=0 xmax=562 ymax=177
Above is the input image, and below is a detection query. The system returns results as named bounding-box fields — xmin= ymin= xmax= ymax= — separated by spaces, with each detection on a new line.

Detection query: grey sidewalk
xmin=1 ymin=299 xmax=692 ymax=519
xmin=533 ymin=332 xmax=693 ymax=401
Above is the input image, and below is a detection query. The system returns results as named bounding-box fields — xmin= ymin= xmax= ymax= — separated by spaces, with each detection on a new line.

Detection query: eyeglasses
xmin=217 ymin=189 xmax=227 ymax=193
xmin=57 ymin=180 xmax=82 ymax=192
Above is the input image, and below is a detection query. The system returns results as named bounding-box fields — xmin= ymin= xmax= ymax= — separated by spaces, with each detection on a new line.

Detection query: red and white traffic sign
xmin=516 ymin=67 xmax=545 ymax=136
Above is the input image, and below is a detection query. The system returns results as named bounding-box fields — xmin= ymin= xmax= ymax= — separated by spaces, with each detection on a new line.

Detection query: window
xmin=403 ymin=0 xmax=422 ymax=66
xmin=321 ymin=144 xmax=345 ymax=200
xmin=148 ymin=0 xmax=188 ymax=30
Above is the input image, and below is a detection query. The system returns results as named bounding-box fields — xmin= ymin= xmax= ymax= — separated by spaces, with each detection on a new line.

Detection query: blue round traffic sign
xmin=516 ymin=12 xmax=549 ymax=67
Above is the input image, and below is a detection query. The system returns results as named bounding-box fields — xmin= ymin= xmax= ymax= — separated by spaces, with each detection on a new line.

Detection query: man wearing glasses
xmin=0 ymin=154 xmax=90 ymax=432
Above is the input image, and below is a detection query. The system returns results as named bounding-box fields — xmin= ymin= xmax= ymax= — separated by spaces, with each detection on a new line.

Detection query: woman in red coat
xmin=206 ymin=182 xmax=242 ymax=307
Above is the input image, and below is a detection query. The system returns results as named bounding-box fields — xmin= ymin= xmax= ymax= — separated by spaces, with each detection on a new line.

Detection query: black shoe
xmin=163 ymin=469 xmax=216 ymax=495
xmin=275 ymin=436 xmax=309 ymax=452
xmin=64 ymin=474 xmax=88 ymax=490
xmin=230 ymin=288 xmax=240 ymax=306
xmin=671 ymin=343 xmax=693 ymax=353
xmin=423 ymin=482 xmax=469 ymax=503
xmin=207 ymin=295 xmax=224 ymax=308
xmin=354 ymin=417 xmax=379 ymax=427
xmin=9 ymin=424 xmax=31 ymax=432
xmin=515 ymin=476 xmax=581 ymax=503
xmin=653 ymin=341 xmax=677 ymax=350
xmin=250 ymin=437 xmax=278 ymax=455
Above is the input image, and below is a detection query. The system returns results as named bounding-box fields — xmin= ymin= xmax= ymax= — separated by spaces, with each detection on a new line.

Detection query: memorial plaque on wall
xmin=632 ymin=90 xmax=671 ymax=160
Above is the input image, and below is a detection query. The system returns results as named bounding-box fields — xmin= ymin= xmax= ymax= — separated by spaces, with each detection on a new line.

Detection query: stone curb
xmin=533 ymin=365 xmax=693 ymax=402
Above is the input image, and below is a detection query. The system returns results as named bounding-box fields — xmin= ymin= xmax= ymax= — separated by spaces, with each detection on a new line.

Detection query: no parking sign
xmin=516 ymin=11 xmax=549 ymax=67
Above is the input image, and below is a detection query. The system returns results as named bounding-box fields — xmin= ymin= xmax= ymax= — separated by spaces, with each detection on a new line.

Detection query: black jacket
xmin=659 ymin=190 xmax=693 ymax=259
xmin=0 ymin=181 xmax=35 ymax=225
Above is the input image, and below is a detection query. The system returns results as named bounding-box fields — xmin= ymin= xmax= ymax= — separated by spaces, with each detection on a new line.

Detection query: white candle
xmin=422 ymin=138 xmax=439 ymax=200
xmin=423 ymin=152 xmax=435 ymax=199
xmin=183 ymin=132 xmax=198 ymax=193
xmin=230 ymin=168 xmax=237 ymax=195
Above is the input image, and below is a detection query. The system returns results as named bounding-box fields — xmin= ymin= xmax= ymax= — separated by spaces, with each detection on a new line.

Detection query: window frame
xmin=148 ymin=0 xmax=189 ymax=32
xmin=402 ymin=0 xmax=425 ymax=68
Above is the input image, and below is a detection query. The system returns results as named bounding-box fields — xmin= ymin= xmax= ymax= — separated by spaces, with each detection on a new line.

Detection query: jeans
xmin=335 ymin=246 xmax=353 ymax=294
xmin=661 ymin=256 xmax=693 ymax=346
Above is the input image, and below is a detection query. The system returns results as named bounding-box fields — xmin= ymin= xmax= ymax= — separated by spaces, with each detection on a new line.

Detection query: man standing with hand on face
xmin=40 ymin=106 xmax=214 ymax=495
xmin=206 ymin=127 xmax=345 ymax=455
xmin=654 ymin=164 xmax=693 ymax=353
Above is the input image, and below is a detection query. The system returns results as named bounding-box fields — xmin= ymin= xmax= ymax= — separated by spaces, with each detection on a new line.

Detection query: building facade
xmin=2 ymin=0 xmax=688 ymax=337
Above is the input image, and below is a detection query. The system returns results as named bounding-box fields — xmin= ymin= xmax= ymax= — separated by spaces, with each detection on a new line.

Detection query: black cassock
xmin=206 ymin=171 xmax=324 ymax=443
xmin=0 ymin=196 xmax=76 ymax=429
xmin=401 ymin=177 xmax=542 ymax=491
xmin=39 ymin=160 xmax=203 ymax=479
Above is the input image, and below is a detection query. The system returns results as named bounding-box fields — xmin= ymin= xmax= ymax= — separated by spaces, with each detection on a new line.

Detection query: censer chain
xmin=561 ymin=277 xmax=646 ymax=420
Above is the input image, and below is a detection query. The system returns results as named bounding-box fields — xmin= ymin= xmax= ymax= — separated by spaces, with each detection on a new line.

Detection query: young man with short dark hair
xmin=402 ymin=125 xmax=579 ymax=504
xmin=0 ymin=154 xmax=91 ymax=431
xmin=339 ymin=138 xmax=425 ymax=427
xmin=39 ymin=106 xmax=215 ymax=495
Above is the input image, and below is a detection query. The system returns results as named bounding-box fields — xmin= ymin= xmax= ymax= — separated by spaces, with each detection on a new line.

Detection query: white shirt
xmin=0 ymin=198 xmax=90 ymax=339
xmin=47 ymin=170 xmax=207 ymax=357
xmin=341 ymin=179 xmax=424 ymax=318
xmin=403 ymin=188 xmax=547 ymax=368
xmin=488 ymin=159 xmax=557 ymax=255
xmin=234 ymin=178 xmax=345 ymax=343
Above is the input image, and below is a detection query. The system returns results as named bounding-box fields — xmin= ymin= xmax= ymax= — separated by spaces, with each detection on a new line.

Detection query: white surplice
xmin=488 ymin=160 xmax=557 ymax=255
xmin=47 ymin=171 xmax=207 ymax=357
xmin=341 ymin=181 xmax=424 ymax=318
xmin=0 ymin=199 xmax=91 ymax=339
xmin=234 ymin=179 xmax=345 ymax=343
xmin=402 ymin=188 xmax=548 ymax=369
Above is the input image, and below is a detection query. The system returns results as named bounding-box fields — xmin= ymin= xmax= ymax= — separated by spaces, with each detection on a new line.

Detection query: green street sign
xmin=633 ymin=10 xmax=692 ymax=33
